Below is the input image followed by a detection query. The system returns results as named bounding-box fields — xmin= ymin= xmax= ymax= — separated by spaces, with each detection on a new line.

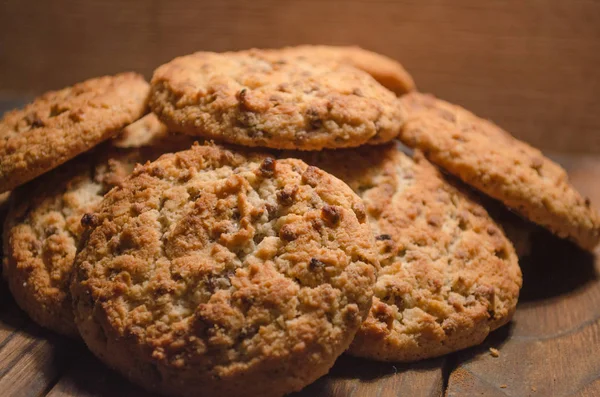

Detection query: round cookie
xmin=398 ymin=93 xmax=600 ymax=250
xmin=71 ymin=143 xmax=377 ymax=397
xmin=289 ymin=143 xmax=522 ymax=362
xmin=150 ymin=49 xmax=403 ymax=150
xmin=0 ymin=72 xmax=150 ymax=193
xmin=2 ymin=122 xmax=194 ymax=337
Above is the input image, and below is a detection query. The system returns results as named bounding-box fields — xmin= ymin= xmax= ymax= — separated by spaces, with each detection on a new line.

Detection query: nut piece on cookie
xmin=277 ymin=45 xmax=416 ymax=95
xmin=289 ymin=143 xmax=522 ymax=362
xmin=398 ymin=93 xmax=600 ymax=250
xmin=0 ymin=73 xmax=150 ymax=193
xmin=70 ymin=143 xmax=378 ymax=397
xmin=150 ymin=49 xmax=403 ymax=150
xmin=2 ymin=130 xmax=194 ymax=337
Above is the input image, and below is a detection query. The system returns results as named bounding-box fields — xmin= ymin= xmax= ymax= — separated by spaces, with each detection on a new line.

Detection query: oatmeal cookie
xmin=290 ymin=144 xmax=522 ymax=361
xmin=150 ymin=49 xmax=403 ymax=150
xmin=398 ymin=93 xmax=600 ymax=250
xmin=0 ymin=73 xmax=150 ymax=193
xmin=71 ymin=143 xmax=378 ymax=396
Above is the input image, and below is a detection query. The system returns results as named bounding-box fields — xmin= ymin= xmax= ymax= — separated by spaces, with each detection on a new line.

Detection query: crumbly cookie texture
xmin=289 ymin=144 xmax=522 ymax=362
xmin=71 ymin=143 xmax=378 ymax=397
xmin=276 ymin=45 xmax=415 ymax=95
xmin=0 ymin=73 xmax=150 ymax=193
xmin=150 ymin=49 xmax=403 ymax=150
xmin=2 ymin=133 xmax=194 ymax=337
xmin=398 ymin=93 xmax=600 ymax=250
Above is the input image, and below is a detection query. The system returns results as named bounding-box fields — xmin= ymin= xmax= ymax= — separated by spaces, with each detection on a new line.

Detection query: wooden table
xmin=0 ymin=100 xmax=599 ymax=397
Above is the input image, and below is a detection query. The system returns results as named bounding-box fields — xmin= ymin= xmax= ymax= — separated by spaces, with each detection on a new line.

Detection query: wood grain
xmin=0 ymin=288 xmax=71 ymax=397
xmin=1 ymin=0 xmax=600 ymax=152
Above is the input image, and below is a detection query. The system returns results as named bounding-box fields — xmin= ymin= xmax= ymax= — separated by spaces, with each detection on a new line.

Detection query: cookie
xmin=2 ymin=128 xmax=194 ymax=336
xmin=289 ymin=144 xmax=522 ymax=362
xmin=0 ymin=72 xmax=150 ymax=193
xmin=71 ymin=143 xmax=377 ymax=397
xmin=398 ymin=93 xmax=600 ymax=250
xmin=150 ymin=49 xmax=403 ymax=150
xmin=277 ymin=45 xmax=415 ymax=95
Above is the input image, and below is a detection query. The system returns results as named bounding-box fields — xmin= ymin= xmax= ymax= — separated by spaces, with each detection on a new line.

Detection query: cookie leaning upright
xmin=290 ymin=144 xmax=522 ymax=362
xmin=150 ymin=49 xmax=403 ymax=150
xmin=71 ymin=144 xmax=378 ymax=397
xmin=0 ymin=73 xmax=150 ymax=193
xmin=2 ymin=116 xmax=194 ymax=337
xmin=398 ymin=93 xmax=600 ymax=250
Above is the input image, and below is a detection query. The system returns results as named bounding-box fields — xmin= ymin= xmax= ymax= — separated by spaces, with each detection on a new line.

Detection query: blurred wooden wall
xmin=1 ymin=0 xmax=599 ymax=153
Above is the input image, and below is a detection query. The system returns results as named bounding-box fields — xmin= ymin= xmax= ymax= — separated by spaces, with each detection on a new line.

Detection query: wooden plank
xmin=1 ymin=0 xmax=600 ymax=152
xmin=46 ymin=352 xmax=444 ymax=397
xmin=46 ymin=348 xmax=156 ymax=397
xmin=446 ymin=319 xmax=600 ymax=396
xmin=0 ymin=291 xmax=71 ymax=397
xmin=293 ymin=356 xmax=445 ymax=397
xmin=446 ymin=156 xmax=600 ymax=397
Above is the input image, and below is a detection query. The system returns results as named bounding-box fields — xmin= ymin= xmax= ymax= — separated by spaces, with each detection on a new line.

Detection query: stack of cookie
xmin=1 ymin=46 xmax=598 ymax=397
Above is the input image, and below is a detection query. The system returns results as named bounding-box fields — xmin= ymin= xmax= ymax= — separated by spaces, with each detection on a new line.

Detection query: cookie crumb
xmin=489 ymin=347 xmax=500 ymax=357
xmin=500 ymin=384 xmax=507 ymax=389
xmin=531 ymin=386 xmax=537 ymax=392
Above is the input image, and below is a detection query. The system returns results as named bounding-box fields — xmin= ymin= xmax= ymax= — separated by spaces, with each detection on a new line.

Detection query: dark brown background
xmin=1 ymin=0 xmax=599 ymax=153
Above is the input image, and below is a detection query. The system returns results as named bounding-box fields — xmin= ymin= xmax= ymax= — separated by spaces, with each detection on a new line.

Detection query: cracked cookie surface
xmin=150 ymin=49 xmax=403 ymax=150
xmin=2 ymin=121 xmax=194 ymax=336
xmin=71 ymin=143 xmax=377 ymax=397
xmin=398 ymin=93 xmax=600 ymax=250
xmin=290 ymin=144 xmax=522 ymax=361
xmin=0 ymin=73 xmax=150 ymax=193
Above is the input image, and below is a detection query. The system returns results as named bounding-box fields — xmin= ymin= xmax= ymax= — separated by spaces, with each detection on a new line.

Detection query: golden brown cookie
xmin=290 ymin=144 xmax=522 ymax=362
xmin=0 ymin=73 xmax=150 ymax=193
xmin=398 ymin=93 xmax=600 ymax=250
xmin=2 ymin=130 xmax=194 ymax=336
xmin=71 ymin=143 xmax=377 ymax=397
xmin=150 ymin=49 xmax=403 ymax=150
xmin=277 ymin=45 xmax=415 ymax=95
